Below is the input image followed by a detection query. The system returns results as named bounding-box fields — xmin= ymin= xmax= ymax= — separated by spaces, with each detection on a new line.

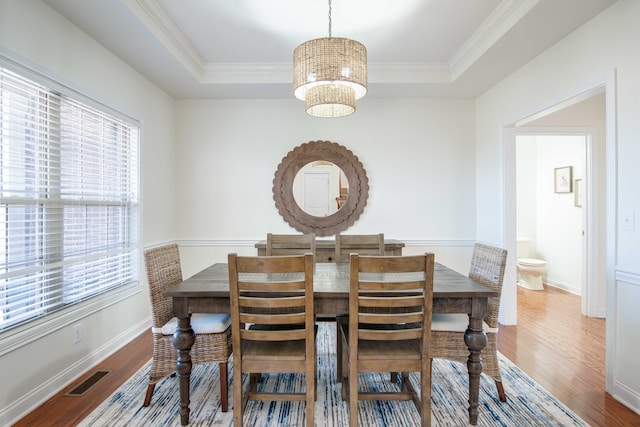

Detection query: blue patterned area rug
xmin=79 ymin=323 xmax=588 ymax=426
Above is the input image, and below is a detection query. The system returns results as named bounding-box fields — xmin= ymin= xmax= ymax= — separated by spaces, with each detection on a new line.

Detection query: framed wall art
xmin=554 ymin=166 xmax=573 ymax=193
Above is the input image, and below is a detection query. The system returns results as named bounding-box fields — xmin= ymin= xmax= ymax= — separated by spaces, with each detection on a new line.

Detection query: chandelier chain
xmin=328 ymin=0 xmax=332 ymax=38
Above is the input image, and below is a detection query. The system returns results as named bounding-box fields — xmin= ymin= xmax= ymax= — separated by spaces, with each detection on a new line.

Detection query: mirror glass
xmin=292 ymin=161 xmax=349 ymax=217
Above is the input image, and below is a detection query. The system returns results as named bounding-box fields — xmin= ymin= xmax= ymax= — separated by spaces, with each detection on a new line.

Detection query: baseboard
xmin=544 ymin=279 xmax=581 ymax=295
xmin=2 ymin=317 xmax=149 ymax=426
xmin=611 ymin=378 xmax=640 ymax=416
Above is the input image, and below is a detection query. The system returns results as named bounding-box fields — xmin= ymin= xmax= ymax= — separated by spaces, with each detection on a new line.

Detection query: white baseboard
xmin=1 ymin=317 xmax=149 ymax=426
xmin=544 ymin=278 xmax=581 ymax=295
xmin=611 ymin=378 xmax=640 ymax=416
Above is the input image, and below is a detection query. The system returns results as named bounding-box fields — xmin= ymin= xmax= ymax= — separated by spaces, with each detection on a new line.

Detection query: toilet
xmin=516 ymin=238 xmax=547 ymax=290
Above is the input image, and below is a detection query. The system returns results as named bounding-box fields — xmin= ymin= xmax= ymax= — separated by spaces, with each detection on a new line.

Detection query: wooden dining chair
xmin=334 ymin=233 xmax=385 ymax=378
xmin=265 ymin=233 xmax=316 ymax=256
xmin=431 ymin=243 xmax=508 ymax=402
xmin=334 ymin=233 xmax=385 ymax=263
xmin=143 ymin=244 xmax=232 ymax=410
xmin=339 ymin=253 xmax=435 ymax=427
xmin=228 ymin=253 xmax=316 ymax=427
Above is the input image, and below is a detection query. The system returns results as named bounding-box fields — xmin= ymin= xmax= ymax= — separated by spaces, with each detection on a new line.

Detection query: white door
xmin=303 ymin=172 xmax=331 ymax=216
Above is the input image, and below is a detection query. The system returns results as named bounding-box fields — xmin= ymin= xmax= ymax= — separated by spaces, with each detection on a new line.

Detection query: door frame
xmin=501 ymin=70 xmax=617 ymax=392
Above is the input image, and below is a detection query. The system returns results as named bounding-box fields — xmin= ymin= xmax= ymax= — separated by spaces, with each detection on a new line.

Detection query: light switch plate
xmin=621 ymin=210 xmax=635 ymax=231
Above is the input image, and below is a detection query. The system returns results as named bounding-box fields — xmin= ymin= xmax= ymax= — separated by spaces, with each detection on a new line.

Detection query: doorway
xmin=515 ymin=132 xmax=590 ymax=309
xmin=514 ymin=92 xmax=606 ymax=318
xmin=503 ymin=73 xmax=616 ymax=392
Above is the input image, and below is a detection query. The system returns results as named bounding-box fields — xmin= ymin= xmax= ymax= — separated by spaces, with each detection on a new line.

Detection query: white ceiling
xmin=41 ymin=0 xmax=617 ymax=99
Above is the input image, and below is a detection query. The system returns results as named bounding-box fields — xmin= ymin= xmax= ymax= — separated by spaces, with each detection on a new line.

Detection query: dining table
xmin=163 ymin=261 xmax=498 ymax=426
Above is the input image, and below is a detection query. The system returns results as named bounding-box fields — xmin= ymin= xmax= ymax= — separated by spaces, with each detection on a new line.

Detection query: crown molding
xmin=122 ymin=0 xmax=205 ymax=77
xmin=449 ymin=0 xmax=540 ymax=81
xmin=123 ymin=0 xmax=531 ymax=86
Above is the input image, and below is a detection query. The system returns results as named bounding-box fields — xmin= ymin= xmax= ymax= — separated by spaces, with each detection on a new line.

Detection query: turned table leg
xmin=463 ymin=298 xmax=488 ymax=426
xmin=173 ymin=314 xmax=195 ymax=426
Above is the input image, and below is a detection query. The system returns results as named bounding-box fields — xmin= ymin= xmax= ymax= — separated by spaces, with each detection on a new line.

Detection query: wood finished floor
xmin=13 ymin=285 xmax=640 ymax=426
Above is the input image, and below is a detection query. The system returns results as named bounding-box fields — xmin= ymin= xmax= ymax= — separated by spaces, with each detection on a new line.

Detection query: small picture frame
xmin=574 ymin=179 xmax=583 ymax=207
xmin=554 ymin=166 xmax=573 ymax=193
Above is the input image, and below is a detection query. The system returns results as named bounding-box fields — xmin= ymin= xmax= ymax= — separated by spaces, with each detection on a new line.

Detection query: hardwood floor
xmin=498 ymin=286 xmax=640 ymax=427
xmin=13 ymin=285 xmax=640 ymax=426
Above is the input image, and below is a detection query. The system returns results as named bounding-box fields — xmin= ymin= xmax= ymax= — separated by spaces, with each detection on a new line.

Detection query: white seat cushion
xmin=431 ymin=313 xmax=498 ymax=334
xmin=159 ymin=313 xmax=231 ymax=335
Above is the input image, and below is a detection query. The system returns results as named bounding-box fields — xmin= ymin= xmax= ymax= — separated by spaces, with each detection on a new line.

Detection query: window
xmin=0 ymin=65 xmax=139 ymax=333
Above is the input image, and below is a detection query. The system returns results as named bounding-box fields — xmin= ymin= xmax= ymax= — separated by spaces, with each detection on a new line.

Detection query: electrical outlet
xmin=73 ymin=323 xmax=83 ymax=344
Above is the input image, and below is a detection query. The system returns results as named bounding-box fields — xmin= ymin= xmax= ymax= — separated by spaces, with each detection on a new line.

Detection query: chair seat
xmin=431 ymin=313 xmax=498 ymax=334
xmin=159 ymin=313 xmax=231 ymax=335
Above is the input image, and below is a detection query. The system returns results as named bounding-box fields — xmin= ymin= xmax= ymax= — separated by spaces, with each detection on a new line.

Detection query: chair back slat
xmin=238 ymin=295 xmax=305 ymax=309
xmin=358 ymin=280 xmax=425 ymax=291
xmin=242 ymin=329 xmax=307 ymax=342
xmin=359 ymin=328 xmax=423 ymax=341
xmin=358 ymin=295 xmax=424 ymax=308
xmin=241 ymin=313 xmax=306 ymax=325
xmin=238 ymin=280 xmax=305 ymax=291
xmin=359 ymin=311 xmax=423 ymax=324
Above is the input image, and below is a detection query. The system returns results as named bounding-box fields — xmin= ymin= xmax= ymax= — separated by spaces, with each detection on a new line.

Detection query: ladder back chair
xmin=265 ymin=233 xmax=316 ymax=257
xmin=431 ymin=243 xmax=508 ymax=402
xmin=143 ymin=244 xmax=232 ymax=410
xmin=228 ymin=253 xmax=316 ymax=427
xmin=334 ymin=233 xmax=385 ymax=263
xmin=339 ymin=253 xmax=435 ymax=427
xmin=334 ymin=233 xmax=386 ymax=377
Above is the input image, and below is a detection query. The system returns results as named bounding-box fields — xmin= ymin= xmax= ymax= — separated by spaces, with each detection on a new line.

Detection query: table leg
xmin=173 ymin=315 xmax=195 ymax=426
xmin=463 ymin=299 xmax=488 ymax=426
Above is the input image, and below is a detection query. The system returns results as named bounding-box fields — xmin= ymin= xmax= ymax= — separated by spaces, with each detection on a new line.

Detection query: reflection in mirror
xmin=292 ymin=161 xmax=349 ymax=217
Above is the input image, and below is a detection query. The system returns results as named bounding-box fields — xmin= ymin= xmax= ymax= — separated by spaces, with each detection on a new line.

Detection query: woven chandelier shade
xmin=293 ymin=37 xmax=367 ymax=118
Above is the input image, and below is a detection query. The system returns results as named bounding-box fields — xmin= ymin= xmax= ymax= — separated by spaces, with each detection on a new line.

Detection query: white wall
xmin=537 ymin=136 xmax=585 ymax=293
xmin=476 ymin=0 xmax=640 ymax=413
xmin=174 ymin=98 xmax=478 ymax=277
xmin=0 ymin=1 xmax=176 ymax=424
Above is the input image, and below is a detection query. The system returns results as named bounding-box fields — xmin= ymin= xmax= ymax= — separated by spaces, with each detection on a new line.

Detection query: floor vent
xmin=65 ymin=370 xmax=111 ymax=396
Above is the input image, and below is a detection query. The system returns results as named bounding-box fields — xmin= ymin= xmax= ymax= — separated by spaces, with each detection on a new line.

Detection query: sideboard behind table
xmin=254 ymin=238 xmax=405 ymax=262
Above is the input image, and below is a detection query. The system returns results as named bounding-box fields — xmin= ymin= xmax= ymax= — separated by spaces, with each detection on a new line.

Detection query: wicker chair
xmin=143 ymin=244 xmax=232 ymax=410
xmin=339 ymin=253 xmax=435 ymax=427
xmin=265 ymin=233 xmax=316 ymax=256
xmin=228 ymin=253 xmax=316 ymax=427
xmin=431 ymin=243 xmax=508 ymax=402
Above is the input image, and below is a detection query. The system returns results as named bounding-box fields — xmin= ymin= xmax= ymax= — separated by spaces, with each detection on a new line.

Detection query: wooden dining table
xmin=163 ymin=261 xmax=498 ymax=426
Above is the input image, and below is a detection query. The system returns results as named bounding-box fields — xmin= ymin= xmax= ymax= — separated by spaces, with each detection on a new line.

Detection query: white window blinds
xmin=0 ymin=66 xmax=139 ymax=332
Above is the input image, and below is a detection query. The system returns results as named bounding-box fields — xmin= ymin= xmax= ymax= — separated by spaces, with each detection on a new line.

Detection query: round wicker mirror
xmin=273 ymin=141 xmax=369 ymax=236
